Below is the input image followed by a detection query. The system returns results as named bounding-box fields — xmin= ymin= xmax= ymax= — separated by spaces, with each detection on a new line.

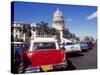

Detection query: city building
xmin=52 ymin=8 xmax=65 ymax=30
xmin=11 ymin=22 xmax=30 ymax=42
xmin=79 ymin=36 xmax=96 ymax=43
xmin=11 ymin=8 xmax=78 ymax=42
xmin=52 ymin=8 xmax=77 ymax=42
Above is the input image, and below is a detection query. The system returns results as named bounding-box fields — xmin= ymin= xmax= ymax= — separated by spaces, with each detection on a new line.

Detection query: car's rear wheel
xmin=64 ymin=59 xmax=68 ymax=69
xmin=17 ymin=63 xmax=24 ymax=73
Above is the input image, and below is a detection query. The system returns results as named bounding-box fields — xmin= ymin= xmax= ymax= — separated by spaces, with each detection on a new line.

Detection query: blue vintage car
xmin=11 ymin=42 xmax=29 ymax=73
xmin=12 ymin=42 xmax=29 ymax=54
xmin=76 ymin=41 xmax=88 ymax=50
xmin=76 ymin=41 xmax=93 ymax=50
xmin=85 ymin=41 xmax=93 ymax=50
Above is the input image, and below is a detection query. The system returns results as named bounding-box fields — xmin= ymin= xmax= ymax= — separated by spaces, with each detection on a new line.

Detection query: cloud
xmin=86 ymin=11 xmax=97 ymax=20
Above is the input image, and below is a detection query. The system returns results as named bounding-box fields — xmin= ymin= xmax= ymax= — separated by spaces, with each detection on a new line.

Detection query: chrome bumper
xmin=25 ymin=67 xmax=40 ymax=73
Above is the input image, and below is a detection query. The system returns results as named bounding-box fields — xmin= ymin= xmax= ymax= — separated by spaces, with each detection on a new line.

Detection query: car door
xmin=65 ymin=42 xmax=74 ymax=52
xmin=73 ymin=43 xmax=81 ymax=51
xmin=70 ymin=43 xmax=75 ymax=51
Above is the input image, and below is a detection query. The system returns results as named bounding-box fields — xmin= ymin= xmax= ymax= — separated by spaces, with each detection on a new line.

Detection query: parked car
xmin=86 ymin=41 xmax=93 ymax=50
xmin=76 ymin=41 xmax=93 ymax=51
xmin=60 ymin=42 xmax=81 ymax=53
xmin=76 ymin=41 xmax=88 ymax=50
xmin=11 ymin=42 xmax=29 ymax=73
xmin=19 ymin=37 xmax=67 ymax=73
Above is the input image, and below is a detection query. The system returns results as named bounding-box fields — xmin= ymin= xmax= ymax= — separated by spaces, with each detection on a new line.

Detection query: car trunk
xmin=23 ymin=49 xmax=65 ymax=68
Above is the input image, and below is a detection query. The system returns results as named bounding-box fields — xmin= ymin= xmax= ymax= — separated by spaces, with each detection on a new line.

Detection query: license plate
xmin=41 ymin=65 xmax=53 ymax=72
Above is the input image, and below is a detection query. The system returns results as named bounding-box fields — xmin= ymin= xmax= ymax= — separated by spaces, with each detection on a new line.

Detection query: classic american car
xmin=76 ymin=41 xmax=93 ymax=50
xmin=86 ymin=41 xmax=93 ymax=50
xmin=19 ymin=37 xmax=67 ymax=73
xmin=75 ymin=41 xmax=93 ymax=51
xmin=75 ymin=41 xmax=88 ymax=50
xmin=60 ymin=42 xmax=81 ymax=53
xmin=11 ymin=42 xmax=29 ymax=73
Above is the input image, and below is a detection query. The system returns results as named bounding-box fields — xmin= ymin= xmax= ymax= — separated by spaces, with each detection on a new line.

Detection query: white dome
xmin=52 ymin=8 xmax=65 ymax=30
xmin=53 ymin=8 xmax=64 ymax=22
xmin=54 ymin=8 xmax=62 ymax=17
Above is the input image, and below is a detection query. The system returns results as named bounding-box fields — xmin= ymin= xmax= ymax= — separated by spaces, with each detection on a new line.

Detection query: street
xmin=50 ymin=44 xmax=97 ymax=72
xmin=67 ymin=44 xmax=97 ymax=70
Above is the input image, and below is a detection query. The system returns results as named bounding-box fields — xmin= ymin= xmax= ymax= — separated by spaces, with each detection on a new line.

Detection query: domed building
xmin=52 ymin=8 xmax=67 ymax=42
xmin=52 ymin=8 xmax=77 ymax=42
xmin=52 ymin=8 xmax=65 ymax=30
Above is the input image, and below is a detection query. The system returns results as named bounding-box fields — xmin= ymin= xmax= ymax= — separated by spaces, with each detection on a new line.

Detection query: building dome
xmin=54 ymin=8 xmax=62 ymax=17
xmin=53 ymin=8 xmax=64 ymax=22
xmin=52 ymin=8 xmax=65 ymax=30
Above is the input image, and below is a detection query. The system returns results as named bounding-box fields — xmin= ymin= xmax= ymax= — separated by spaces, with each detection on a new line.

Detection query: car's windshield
xmin=80 ymin=42 xmax=87 ymax=44
xmin=33 ymin=42 xmax=56 ymax=50
xmin=60 ymin=42 xmax=75 ymax=46
xmin=65 ymin=42 xmax=75 ymax=45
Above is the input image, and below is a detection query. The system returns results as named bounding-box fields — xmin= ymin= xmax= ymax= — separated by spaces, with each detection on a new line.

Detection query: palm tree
xmin=26 ymin=25 xmax=32 ymax=37
xmin=31 ymin=26 xmax=36 ymax=37
xmin=22 ymin=25 xmax=32 ymax=42
xmin=22 ymin=25 xmax=27 ymax=41
xmin=76 ymin=37 xmax=80 ymax=41
xmin=40 ymin=21 xmax=49 ymax=35
xmin=50 ymin=28 xmax=58 ymax=35
xmin=32 ymin=26 xmax=36 ymax=31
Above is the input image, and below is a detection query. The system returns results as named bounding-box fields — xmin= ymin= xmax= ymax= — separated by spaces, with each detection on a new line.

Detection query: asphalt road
xmin=22 ymin=44 xmax=97 ymax=73
xmin=66 ymin=44 xmax=97 ymax=70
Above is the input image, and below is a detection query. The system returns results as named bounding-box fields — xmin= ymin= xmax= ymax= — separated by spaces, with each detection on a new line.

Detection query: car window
xmin=65 ymin=42 xmax=74 ymax=45
xmin=75 ymin=42 xmax=79 ymax=44
xmin=80 ymin=42 xmax=87 ymax=44
xmin=33 ymin=42 xmax=56 ymax=50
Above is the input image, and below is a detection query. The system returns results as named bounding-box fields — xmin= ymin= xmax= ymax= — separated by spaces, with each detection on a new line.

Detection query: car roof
xmin=31 ymin=37 xmax=57 ymax=43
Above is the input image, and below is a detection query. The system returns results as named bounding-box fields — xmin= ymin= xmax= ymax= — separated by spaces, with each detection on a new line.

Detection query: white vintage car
xmin=60 ymin=42 xmax=81 ymax=53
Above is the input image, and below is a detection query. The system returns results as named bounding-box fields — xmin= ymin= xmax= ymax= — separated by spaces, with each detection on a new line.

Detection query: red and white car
xmin=19 ymin=37 xmax=67 ymax=73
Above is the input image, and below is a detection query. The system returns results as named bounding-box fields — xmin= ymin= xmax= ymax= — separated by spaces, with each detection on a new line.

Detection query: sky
xmin=12 ymin=1 xmax=97 ymax=39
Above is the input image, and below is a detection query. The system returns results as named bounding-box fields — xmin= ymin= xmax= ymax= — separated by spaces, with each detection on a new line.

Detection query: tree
xmin=40 ymin=21 xmax=49 ymax=35
xmin=22 ymin=25 xmax=32 ymax=41
xmin=26 ymin=25 xmax=32 ymax=37
xmin=22 ymin=25 xmax=27 ymax=41
xmin=22 ymin=25 xmax=32 ymax=36
xmin=32 ymin=26 xmax=36 ymax=31
xmin=50 ymin=28 xmax=58 ymax=35
xmin=76 ymin=37 xmax=80 ymax=41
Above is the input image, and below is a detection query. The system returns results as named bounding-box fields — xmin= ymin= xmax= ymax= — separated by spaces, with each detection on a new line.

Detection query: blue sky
xmin=12 ymin=1 xmax=97 ymax=39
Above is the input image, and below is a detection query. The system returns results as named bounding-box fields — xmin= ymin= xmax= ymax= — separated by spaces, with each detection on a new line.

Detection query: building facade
xmin=52 ymin=8 xmax=77 ymax=42
xmin=79 ymin=36 xmax=96 ymax=42
xmin=11 ymin=22 xmax=31 ymax=42
xmin=11 ymin=8 xmax=78 ymax=42
xmin=52 ymin=8 xmax=65 ymax=30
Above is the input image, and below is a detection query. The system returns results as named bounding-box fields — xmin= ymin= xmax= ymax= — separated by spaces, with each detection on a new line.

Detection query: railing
xmin=35 ymin=35 xmax=57 ymax=37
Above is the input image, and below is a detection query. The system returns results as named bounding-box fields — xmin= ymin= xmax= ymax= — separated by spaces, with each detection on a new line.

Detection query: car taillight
xmin=61 ymin=50 xmax=65 ymax=61
xmin=27 ymin=52 xmax=33 ymax=57
xmin=61 ymin=50 xmax=64 ymax=55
